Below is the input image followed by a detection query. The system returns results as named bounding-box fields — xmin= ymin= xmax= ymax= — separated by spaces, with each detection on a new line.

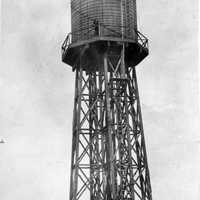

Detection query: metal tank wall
xmin=71 ymin=0 xmax=137 ymax=43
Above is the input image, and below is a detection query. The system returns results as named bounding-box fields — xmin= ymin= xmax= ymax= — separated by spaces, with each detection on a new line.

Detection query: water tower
xmin=62 ymin=0 xmax=152 ymax=199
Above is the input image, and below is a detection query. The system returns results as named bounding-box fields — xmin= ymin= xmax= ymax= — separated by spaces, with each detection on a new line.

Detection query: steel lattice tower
xmin=62 ymin=0 xmax=152 ymax=200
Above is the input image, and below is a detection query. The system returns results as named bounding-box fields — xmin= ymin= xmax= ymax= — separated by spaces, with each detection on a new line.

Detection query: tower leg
xmin=69 ymin=48 xmax=152 ymax=200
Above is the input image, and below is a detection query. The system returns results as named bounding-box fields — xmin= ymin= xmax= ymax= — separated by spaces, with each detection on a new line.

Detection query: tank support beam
xmin=69 ymin=46 xmax=152 ymax=200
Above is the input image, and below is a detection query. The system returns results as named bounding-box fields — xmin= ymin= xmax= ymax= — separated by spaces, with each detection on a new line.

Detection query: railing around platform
xmin=62 ymin=25 xmax=148 ymax=55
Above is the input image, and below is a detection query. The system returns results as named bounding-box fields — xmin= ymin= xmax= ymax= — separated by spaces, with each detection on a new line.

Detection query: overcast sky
xmin=0 ymin=0 xmax=199 ymax=200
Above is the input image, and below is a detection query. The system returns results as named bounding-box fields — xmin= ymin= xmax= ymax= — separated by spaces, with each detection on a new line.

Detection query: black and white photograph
xmin=0 ymin=0 xmax=199 ymax=200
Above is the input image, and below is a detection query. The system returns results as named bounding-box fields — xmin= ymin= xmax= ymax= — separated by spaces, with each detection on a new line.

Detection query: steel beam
xmin=69 ymin=46 xmax=152 ymax=200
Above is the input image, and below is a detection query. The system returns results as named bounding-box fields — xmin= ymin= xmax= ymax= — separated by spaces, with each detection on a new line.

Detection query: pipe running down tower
xmin=62 ymin=0 xmax=152 ymax=199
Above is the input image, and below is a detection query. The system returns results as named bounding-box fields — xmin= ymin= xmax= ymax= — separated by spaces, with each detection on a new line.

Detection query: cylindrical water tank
xmin=71 ymin=0 xmax=137 ymax=43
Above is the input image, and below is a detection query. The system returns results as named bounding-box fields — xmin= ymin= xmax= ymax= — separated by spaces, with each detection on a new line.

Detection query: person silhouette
xmin=93 ymin=19 xmax=99 ymax=36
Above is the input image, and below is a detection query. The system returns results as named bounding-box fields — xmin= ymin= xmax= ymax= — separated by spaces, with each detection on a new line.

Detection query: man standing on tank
xmin=93 ymin=19 xmax=99 ymax=36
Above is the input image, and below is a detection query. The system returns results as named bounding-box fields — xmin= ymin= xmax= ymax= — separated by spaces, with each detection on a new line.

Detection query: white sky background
xmin=0 ymin=0 xmax=199 ymax=200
